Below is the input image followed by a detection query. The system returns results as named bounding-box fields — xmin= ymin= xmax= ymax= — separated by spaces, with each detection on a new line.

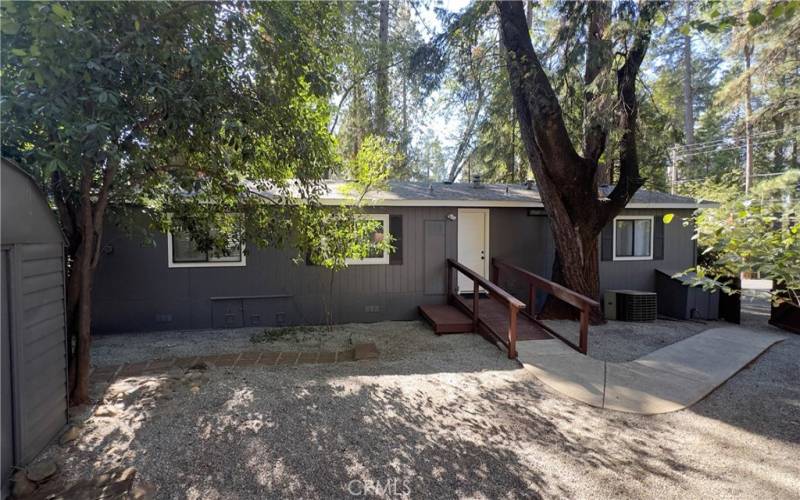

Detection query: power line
xmin=672 ymin=125 xmax=800 ymax=158
xmin=673 ymin=134 xmax=800 ymax=159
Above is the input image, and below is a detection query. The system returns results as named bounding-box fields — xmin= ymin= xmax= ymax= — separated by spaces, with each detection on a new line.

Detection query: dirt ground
xmin=37 ymin=306 xmax=799 ymax=499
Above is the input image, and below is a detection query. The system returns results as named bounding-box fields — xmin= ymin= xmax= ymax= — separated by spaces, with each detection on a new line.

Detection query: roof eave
xmin=318 ymin=198 xmax=704 ymax=209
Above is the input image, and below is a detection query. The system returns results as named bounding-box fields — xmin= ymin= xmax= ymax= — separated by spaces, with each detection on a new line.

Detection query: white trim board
xmin=345 ymin=213 xmax=391 ymax=266
xmin=612 ymin=215 xmax=654 ymax=261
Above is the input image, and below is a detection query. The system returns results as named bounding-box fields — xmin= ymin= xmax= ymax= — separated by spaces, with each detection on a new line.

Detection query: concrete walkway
xmin=517 ymin=327 xmax=785 ymax=414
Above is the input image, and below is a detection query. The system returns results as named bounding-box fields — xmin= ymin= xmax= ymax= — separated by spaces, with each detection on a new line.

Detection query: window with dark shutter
xmin=601 ymin=224 xmax=614 ymax=261
xmin=389 ymin=214 xmax=403 ymax=265
xmin=653 ymin=217 xmax=665 ymax=260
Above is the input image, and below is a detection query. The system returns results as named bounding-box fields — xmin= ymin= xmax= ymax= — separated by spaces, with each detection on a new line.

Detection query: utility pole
xmin=682 ymin=0 xmax=695 ymax=147
xmin=744 ymin=38 xmax=754 ymax=193
xmin=669 ymin=146 xmax=679 ymax=195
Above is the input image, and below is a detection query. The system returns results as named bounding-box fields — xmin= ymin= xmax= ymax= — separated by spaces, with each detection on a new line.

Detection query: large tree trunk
xmin=67 ymin=162 xmax=115 ymax=405
xmin=375 ymin=0 xmax=390 ymax=136
xmin=70 ymin=167 xmax=95 ymax=404
xmin=496 ymin=1 xmax=654 ymax=323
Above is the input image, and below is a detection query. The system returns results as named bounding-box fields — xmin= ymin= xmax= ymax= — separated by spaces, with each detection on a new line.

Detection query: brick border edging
xmin=90 ymin=342 xmax=380 ymax=382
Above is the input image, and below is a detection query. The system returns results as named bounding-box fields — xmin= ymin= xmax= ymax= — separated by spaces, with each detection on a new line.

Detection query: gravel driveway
xmin=43 ymin=312 xmax=798 ymax=499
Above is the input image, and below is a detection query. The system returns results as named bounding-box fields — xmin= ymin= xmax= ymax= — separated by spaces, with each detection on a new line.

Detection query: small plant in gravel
xmin=250 ymin=325 xmax=336 ymax=344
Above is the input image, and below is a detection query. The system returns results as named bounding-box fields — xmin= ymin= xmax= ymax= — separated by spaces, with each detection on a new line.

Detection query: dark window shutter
xmin=389 ymin=214 xmax=403 ymax=265
xmin=653 ymin=217 xmax=665 ymax=260
xmin=601 ymin=223 xmax=614 ymax=261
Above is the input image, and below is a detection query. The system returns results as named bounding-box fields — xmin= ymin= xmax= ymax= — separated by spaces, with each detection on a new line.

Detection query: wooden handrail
xmin=446 ymin=258 xmax=524 ymax=359
xmin=447 ymin=259 xmax=525 ymax=309
xmin=492 ymin=258 xmax=596 ymax=355
xmin=492 ymin=259 xmax=599 ymax=310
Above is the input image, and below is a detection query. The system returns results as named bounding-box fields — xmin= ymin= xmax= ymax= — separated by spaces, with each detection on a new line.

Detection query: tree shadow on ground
xmin=45 ymin=321 xmax=799 ymax=499
xmin=96 ymin=365 xmax=709 ymax=497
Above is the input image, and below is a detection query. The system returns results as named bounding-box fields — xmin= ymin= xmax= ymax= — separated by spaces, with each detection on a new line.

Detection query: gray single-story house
xmin=92 ymin=180 xmax=701 ymax=334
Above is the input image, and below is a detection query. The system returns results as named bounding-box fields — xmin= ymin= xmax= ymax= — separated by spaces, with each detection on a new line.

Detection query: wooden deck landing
xmin=420 ymin=298 xmax=552 ymax=343
xmin=419 ymin=304 xmax=473 ymax=334
xmin=455 ymin=296 xmax=552 ymax=342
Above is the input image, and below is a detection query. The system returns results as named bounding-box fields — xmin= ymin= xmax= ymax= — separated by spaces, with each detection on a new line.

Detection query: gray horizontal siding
xmin=22 ymin=257 xmax=63 ymax=278
xmin=21 ymin=299 xmax=63 ymax=327
xmin=21 ymin=243 xmax=63 ymax=261
xmin=23 ymin=396 xmax=66 ymax=462
xmin=23 ymin=287 xmax=63 ymax=312
xmin=21 ymin=271 xmax=63 ymax=295
xmin=18 ymin=243 xmax=68 ymax=464
xmin=93 ymin=206 xmax=459 ymax=332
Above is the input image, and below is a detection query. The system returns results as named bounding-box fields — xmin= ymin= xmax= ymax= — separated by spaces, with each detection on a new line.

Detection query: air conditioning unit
xmin=604 ymin=290 xmax=657 ymax=322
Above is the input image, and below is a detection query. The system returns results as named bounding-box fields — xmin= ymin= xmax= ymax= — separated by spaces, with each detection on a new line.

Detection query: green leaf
xmin=51 ymin=3 xmax=70 ymax=20
xmin=1 ymin=19 xmax=19 ymax=35
xmin=34 ymin=70 xmax=44 ymax=86
xmin=747 ymin=9 xmax=766 ymax=27
xmin=11 ymin=48 xmax=26 ymax=57
xmin=663 ymin=213 xmax=674 ymax=224
xmin=134 ymin=18 xmax=141 ymax=32
xmin=678 ymin=23 xmax=691 ymax=36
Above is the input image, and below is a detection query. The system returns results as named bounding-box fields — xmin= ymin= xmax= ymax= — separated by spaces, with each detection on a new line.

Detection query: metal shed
xmin=1 ymin=158 xmax=68 ymax=496
xmin=655 ymin=269 xmax=720 ymax=320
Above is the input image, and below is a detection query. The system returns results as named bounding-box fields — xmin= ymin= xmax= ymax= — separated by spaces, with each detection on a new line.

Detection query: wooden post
xmin=579 ymin=306 xmax=589 ymax=354
xmin=473 ymin=280 xmax=479 ymax=333
xmin=446 ymin=262 xmax=452 ymax=304
xmin=528 ymin=284 xmax=536 ymax=316
xmin=508 ymin=306 xmax=518 ymax=359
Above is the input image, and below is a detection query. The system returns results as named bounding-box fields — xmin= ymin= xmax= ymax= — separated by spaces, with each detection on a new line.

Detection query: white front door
xmin=457 ymin=208 xmax=489 ymax=293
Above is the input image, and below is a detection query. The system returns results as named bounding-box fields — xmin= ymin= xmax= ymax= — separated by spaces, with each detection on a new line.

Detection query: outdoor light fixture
xmin=447 ymin=214 xmax=456 ymax=221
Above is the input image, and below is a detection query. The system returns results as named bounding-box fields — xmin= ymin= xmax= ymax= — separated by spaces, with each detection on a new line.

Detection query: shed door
xmin=457 ymin=209 xmax=489 ymax=293
xmin=1 ymin=249 xmax=15 ymax=496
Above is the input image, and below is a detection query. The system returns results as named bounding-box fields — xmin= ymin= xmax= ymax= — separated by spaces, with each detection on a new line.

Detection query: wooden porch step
xmin=419 ymin=304 xmax=473 ymax=334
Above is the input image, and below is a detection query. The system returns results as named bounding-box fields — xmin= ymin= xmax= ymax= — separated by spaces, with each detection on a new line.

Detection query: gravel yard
xmin=40 ymin=308 xmax=799 ymax=499
xmin=91 ymin=321 xmax=453 ymax=367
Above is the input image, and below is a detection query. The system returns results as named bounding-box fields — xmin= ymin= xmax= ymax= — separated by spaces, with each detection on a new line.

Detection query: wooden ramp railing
xmin=492 ymin=259 xmax=600 ymax=354
xmin=446 ymin=259 xmax=525 ymax=358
